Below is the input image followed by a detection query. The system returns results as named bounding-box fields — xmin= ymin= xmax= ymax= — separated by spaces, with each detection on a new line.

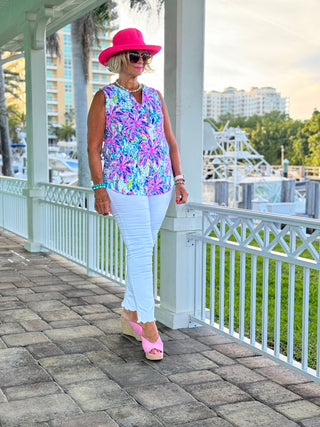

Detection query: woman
xmin=87 ymin=28 xmax=188 ymax=360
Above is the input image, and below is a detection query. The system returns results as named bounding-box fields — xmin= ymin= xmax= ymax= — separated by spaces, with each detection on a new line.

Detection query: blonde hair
xmin=106 ymin=51 xmax=153 ymax=74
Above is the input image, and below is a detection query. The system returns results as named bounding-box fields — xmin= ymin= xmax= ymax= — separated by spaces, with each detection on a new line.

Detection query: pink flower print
xmin=122 ymin=110 xmax=149 ymax=142
xmin=109 ymin=153 xmax=134 ymax=181
xmin=145 ymin=172 xmax=171 ymax=196
xmin=138 ymin=137 xmax=163 ymax=167
xmin=105 ymin=134 xmax=122 ymax=155
xmin=164 ymin=158 xmax=173 ymax=175
xmin=143 ymin=89 xmax=156 ymax=107
xmin=105 ymin=104 xmax=123 ymax=132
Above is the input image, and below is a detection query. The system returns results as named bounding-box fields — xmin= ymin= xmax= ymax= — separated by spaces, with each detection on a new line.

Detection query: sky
xmin=115 ymin=0 xmax=320 ymax=120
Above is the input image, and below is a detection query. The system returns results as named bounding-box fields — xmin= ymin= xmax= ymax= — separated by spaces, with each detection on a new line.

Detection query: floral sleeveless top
xmin=102 ymin=84 xmax=174 ymax=196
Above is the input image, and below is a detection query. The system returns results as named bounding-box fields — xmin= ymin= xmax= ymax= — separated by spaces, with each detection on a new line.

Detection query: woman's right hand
xmin=94 ymin=188 xmax=111 ymax=215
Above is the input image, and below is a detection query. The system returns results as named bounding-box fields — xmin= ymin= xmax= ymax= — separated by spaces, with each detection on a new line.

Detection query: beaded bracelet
xmin=92 ymin=183 xmax=106 ymax=190
xmin=175 ymin=179 xmax=185 ymax=185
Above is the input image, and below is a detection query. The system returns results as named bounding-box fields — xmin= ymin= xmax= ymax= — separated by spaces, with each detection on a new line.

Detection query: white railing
xmin=40 ymin=183 xmax=127 ymax=285
xmin=0 ymin=177 xmax=28 ymax=238
xmin=4 ymin=176 xmax=320 ymax=380
xmin=187 ymin=202 xmax=320 ymax=382
xmin=40 ymin=183 xmax=159 ymax=293
xmin=0 ymin=178 xmax=160 ymax=293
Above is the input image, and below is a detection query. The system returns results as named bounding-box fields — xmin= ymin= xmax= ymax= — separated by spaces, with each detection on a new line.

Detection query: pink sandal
xmin=121 ymin=318 xmax=142 ymax=342
xmin=141 ymin=335 xmax=163 ymax=360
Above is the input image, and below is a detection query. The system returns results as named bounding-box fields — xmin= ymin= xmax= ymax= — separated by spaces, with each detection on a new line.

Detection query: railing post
xmin=23 ymin=9 xmax=52 ymax=252
xmin=155 ymin=0 xmax=205 ymax=329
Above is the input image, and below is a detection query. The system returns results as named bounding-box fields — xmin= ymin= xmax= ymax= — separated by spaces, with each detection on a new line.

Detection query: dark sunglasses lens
xmin=129 ymin=51 xmax=140 ymax=63
xmin=129 ymin=51 xmax=153 ymax=64
xmin=142 ymin=53 xmax=152 ymax=64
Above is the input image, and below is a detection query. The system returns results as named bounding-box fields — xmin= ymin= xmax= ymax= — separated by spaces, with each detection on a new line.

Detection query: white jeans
xmin=107 ymin=188 xmax=173 ymax=323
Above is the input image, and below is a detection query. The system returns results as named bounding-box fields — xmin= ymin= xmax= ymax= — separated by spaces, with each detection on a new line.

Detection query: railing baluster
xmin=110 ymin=218 xmax=114 ymax=279
xmin=262 ymin=227 xmax=270 ymax=352
xmin=274 ymin=260 xmax=282 ymax=357
xmin=193 ymin=240 xmax=200 ymax=318
xmin=239 ymin=222 xmax=246 ymax=340
xmin=210 ymin=244 xmax=216 ymax=326
xmin=287 ymin=263 xmax=295 ymax=364
xmin=219 ymin=245 xmax=225 ymax=331
xmin=229 ymin=249 xmax=235 ymax=335
xmin=201 ymin=242 xmax=207 ymax=322
xmin=302 ymin=267 xmax=310 ymax=371
xmin=105 ymin=217 xmax=109 ymax=276
xmin=250 ymin=254 xmax=257 ymax=345
xmin=239 ymin=251 xmax=246 ymax=341
xmin=115 ymin=222 xmax=119 ymax=281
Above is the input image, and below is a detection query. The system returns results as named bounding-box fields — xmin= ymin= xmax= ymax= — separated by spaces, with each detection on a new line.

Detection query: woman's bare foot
xmin=121 ymin=308 xmax=138 ymax=323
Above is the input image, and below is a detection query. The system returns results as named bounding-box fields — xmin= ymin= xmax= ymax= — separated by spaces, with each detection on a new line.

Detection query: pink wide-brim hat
xmin=99 ymin=28 xmax=161 ymax=66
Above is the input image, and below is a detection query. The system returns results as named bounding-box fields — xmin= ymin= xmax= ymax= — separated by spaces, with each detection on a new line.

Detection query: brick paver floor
xmin=1 ymin=231 xmax=320 ymax=426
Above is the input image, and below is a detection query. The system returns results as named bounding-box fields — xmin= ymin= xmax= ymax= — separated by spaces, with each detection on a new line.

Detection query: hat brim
xmin=99 ymin=44 xmax=161 ymax=66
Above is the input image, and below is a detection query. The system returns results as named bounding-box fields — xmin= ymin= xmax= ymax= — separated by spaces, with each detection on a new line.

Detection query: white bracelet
xmin=174 ymin=174 xmax=184 ymax=180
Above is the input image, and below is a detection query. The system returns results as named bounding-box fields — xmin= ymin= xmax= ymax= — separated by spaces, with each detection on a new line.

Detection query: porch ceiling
xmin=0 ymin=0 xmax=107 ymax=52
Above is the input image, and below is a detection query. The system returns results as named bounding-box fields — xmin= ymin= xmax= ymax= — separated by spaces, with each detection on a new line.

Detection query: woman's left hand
xmin=175 ymin=183 xmax=189 ymax=204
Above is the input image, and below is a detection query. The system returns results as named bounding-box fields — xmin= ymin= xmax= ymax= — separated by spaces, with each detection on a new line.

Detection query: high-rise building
xmin=47 ymin=24 xmax=113 ymax=127
xmin=203 ymin=86 xmax=289 ymax=120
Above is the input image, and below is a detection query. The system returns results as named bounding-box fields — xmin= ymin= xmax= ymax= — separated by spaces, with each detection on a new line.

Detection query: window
xmin=64 ymin=58 xmax=72 ymax=80
xmin=64 ymin=34 xmax=71 ymax=57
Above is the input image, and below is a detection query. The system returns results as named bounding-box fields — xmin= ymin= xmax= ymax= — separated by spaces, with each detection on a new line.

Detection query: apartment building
xmin=47 ymin=24 xmax=113 ymax=126
xmin=203 ymin=86 xmax=289 ymax=120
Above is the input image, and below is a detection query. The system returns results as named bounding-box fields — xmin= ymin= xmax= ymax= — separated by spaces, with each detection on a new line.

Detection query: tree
xmin=303 ymin=111 xmax=320 ymax=166
xmin=52 ymin=121 xmax=76 ymax=142
xmin=70 ymin=2 xmax=117 ymax=187
xmin=0 ymin=51 xmax=12 ymax=176
xmin=4 ymin=69 xmax=24 ymax=100
xmin=6 ymin=103 xmax=26 ymax=144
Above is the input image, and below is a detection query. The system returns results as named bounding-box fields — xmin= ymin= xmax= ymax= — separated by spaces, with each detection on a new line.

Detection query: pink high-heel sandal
xmin=141 ymin=335 xmax=163 ymax=360
xmin=121 ymin=318 xmax=142 ymax=342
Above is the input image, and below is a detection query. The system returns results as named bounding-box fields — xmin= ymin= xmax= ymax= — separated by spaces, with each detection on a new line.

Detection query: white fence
xmin=0 ymin=177 xmax=28 ymax=238
xmin=187 ymin=202 xmax=320 ymax=381
xmin=2 ymin=177 xmax=320 ymax=381
xmin=0 ymin=178 xmax=159 ymax=295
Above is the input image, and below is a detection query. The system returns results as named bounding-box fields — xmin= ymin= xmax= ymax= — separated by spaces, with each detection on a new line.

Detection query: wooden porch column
xmin=23 ymin=8 xmax=52 ymax=252
xmin=155 ymin=0 xmax=205 ymax=328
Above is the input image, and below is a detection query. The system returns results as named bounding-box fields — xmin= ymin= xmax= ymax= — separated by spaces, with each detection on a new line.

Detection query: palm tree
xmin=71 ymin=2 xmax=117 ymax=187
xmin=0 ymin=51 xmax=12 ymax=176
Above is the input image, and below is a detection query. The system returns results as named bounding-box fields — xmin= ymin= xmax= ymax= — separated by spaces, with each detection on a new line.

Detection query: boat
xmin=203 ymin=121 xmax=305 ymax=215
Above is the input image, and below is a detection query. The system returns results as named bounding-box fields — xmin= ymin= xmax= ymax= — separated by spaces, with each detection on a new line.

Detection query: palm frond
xmin=46 ymin=33 xmax=61 ymax=59
xmin=129 ymin=0 xmax=164 ymax=14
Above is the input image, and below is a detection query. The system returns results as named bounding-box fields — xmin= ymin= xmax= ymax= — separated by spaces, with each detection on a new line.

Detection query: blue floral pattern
xmin=102 ymin=84 xmax=174 ymax=195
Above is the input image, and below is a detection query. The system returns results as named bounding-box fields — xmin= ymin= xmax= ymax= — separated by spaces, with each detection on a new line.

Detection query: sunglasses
xmin=128 ymin=50 xmax=153 ymax=65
